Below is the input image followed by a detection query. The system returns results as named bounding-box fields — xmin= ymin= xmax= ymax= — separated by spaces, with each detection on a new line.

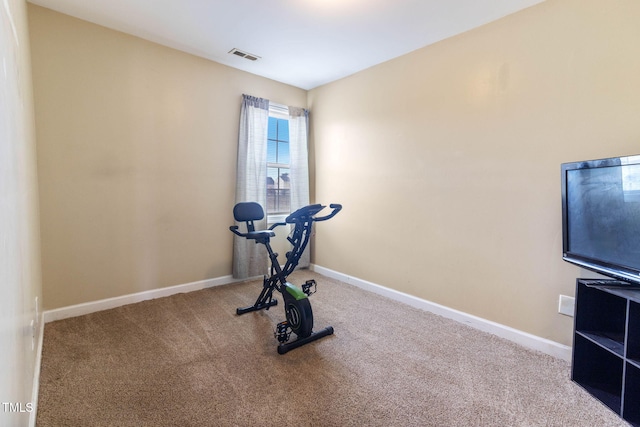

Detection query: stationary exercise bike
xmin=230 ymin=202 xmax=342 ymax=354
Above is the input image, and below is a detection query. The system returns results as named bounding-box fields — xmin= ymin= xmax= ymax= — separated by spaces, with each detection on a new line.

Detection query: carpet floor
xmin=36 ymin=271 xmax=628 ymax=426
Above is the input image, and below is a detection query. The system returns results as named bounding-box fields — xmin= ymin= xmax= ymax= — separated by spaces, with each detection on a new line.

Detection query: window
xmin=266 ymin=115 xmax=290 ymax=219
xmin=234 ymin=95 xmax=310 ymax=277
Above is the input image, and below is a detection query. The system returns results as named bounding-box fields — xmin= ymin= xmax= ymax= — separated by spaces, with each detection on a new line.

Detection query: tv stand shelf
xmin=572 ymin=279 xmax=640 ymax=426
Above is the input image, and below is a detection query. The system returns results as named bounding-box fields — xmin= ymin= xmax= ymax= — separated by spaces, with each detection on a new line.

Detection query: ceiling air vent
xmin=228 ymin=48 xmax=260 ymax=61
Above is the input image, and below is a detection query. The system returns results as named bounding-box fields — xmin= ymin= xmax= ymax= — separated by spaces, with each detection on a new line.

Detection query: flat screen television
xmin=561 ymin=154 xmax=640 ymax=285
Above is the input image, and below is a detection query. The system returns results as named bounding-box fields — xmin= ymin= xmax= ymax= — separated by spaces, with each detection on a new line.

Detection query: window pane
xmin=278 ymin=168 xmax=290 ymax=212
xmin=279 ymin=170 xmax=290 ymax=188
xmin=266 ymin=116 xmax=291 ymax=216
xmin=267 ymin=140 xmax=277 ymax=163
xmin=267 ymin=167 xmax=279 ymax=213
xmin=267 ymin=167 xmax=279 ymax=186
xmin=278 ymin=188 xmax=290 ymax=212
xmin=268 ymin=117 xmax=277 ymax=140
xmin=266 ymin=166 xmax=291 ymax=214
xmin=277 ymin=119 xmax=289 ymax=142
xmin=278 ymin=141 xmax=290 ymax=164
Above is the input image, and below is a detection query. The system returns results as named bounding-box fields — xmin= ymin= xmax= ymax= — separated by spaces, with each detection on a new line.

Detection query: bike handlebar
xmin=269 ymin=222 xmax=286 ymax=230
xmin=314 ymin=204 xmax=342 ymax=222
xmin=231 ymin=203 xmax=341 ymax=237
xmin=229 ymin=225 xmax=243 ymax=237
xmin=285 ymin=203 xmax=342 ymax=224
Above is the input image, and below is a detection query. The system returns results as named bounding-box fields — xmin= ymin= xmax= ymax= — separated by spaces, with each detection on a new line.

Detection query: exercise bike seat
xmin=230 ymin=202 xmax=275 ymax=240
xmin=243 ymin=230 xmax=275 ymax=240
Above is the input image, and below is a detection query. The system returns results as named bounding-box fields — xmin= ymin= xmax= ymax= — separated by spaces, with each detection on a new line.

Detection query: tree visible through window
xmin=267 ymin=116 xmax=290 ymax=215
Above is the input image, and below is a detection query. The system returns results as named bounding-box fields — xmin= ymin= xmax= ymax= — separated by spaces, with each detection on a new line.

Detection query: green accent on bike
xmin=284 ymin=283 xmax=307 ymax=301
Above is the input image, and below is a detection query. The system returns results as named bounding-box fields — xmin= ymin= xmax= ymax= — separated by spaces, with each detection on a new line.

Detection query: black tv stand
xmin=584 ymin=279 xmax=640 ymax=289
xmin=572 ymin=279 xmax=640 ymax=426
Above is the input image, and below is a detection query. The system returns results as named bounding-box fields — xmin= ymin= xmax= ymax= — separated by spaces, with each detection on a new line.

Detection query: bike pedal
xmin=274 ymin=321 xmax=291 ymax=343
xmin=302 ymin=280 xmax=317 ymax=296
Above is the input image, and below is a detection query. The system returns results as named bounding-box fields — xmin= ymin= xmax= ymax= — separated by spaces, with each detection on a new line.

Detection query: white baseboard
xmin=43 ymin=275 xmax=244 ymax=323
xmin=41 ymin=267 xmax=571 ymax=361
xmin=311 ymin=264 xmax=572 ymax=361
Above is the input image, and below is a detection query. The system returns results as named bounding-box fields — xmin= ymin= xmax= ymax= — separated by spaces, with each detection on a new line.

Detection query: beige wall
xmin=309 ymin=0 xmax=640 ymax=345
xmin=28 ymin=0 xmax=640 ymax=347
xmin=1 ymin=0 xmax=42 ymax=423
xmin=28 ymin=5 xmax=306 ymax=310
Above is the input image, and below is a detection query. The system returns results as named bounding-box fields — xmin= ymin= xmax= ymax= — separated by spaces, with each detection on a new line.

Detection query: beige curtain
xmin=232 ymin=94 xmax=270 ymax=279
xmin=288 ymin=106 xmax=311 ymax=268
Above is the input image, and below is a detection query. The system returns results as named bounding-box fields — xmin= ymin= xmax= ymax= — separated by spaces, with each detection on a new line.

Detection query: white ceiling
xmin=28 ymin=0 xmax=545 ymax=90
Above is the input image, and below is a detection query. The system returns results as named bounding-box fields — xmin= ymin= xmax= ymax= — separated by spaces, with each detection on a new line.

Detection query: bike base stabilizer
xmin=277 ymin=326 xmax=334 ymax=355
xmin=236 ymin=299 xmax=278 ymax=315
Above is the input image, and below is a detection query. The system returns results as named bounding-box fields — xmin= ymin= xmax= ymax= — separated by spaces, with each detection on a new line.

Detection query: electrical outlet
xmin=559 ymin=295 xmax=575 ymax=317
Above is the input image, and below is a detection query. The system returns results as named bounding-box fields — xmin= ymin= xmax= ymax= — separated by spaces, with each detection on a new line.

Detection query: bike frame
xmin=230 ymin=203 xmax=341 ymax=353
xmin=232 ymin=203 xmax=341 ymax=315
